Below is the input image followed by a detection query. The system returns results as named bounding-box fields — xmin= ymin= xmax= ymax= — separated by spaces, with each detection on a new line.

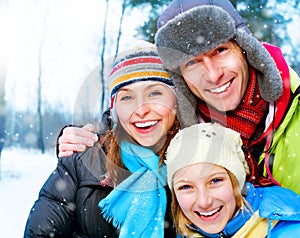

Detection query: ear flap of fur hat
xmin=168 ymin=70 xmax=198 ymax=128
xmin=155 ymin=5 xmax=282 ymax=104
xmin=235 ymin=30 xmax=282 ymax=102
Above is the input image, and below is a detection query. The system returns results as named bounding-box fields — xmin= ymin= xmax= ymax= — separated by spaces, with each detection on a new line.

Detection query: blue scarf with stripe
xmin=98 ymin=141 xmax=167 ymax=237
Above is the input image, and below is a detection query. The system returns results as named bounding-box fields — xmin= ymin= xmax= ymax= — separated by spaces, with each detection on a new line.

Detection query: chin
xmin=214 ymin=102 xmax=239 ymax=112
xmin=137 ymin=139 xmax=157 ymax=147
xmin=202 ymin=225 xmax=225 ymax=235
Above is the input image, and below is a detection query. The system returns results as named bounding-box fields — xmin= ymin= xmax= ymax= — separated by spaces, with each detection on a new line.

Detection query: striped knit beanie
xmin=109 ymin=41 xmax=175 ymax=122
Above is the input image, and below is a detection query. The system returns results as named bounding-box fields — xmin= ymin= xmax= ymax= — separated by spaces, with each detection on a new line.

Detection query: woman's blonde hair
xmin=171 ymin=169 xmax=251 ymax=237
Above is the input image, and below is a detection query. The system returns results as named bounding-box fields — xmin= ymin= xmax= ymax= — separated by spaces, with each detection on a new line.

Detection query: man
xmin=155 ymin=0 xmax=300 ymax=193
xmin=58 ymin=0 xmax=300 ymax=194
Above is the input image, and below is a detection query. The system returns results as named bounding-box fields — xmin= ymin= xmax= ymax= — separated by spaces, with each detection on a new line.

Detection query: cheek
xmin=184 ymin=74 xmax=198 ymax=87
xmin=226 ymin=197 xmax=237 ymax=219
xmin=231 ymin=52 xmax=248 ymax=79
xmin=116 ymin=106 xmax=131 ymax=128
xmin=183 ymin=76 xmax=203 ymax=98
xmin=232 ymin=59 xmax=248 ymax=93
xmin=175 ymin=193 xmax=193 ymax=212
xmin=221 ymin=186 xmax=237 ymax=215
xmin=155 ymin=105 xmax=174 ymax=118
xmin=152 ymin=97 xmax=176 ymax=116
xmin=223 ymin=192 xmax=236 ymax=205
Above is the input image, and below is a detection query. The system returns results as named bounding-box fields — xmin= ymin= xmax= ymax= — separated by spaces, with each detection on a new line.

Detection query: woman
xmin=24 ymin=41 xmax=179 ymax=237
xmin=166 ymin=123 xmax=300 ymax=237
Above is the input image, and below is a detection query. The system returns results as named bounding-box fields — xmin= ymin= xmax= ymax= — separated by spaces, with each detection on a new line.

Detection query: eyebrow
xmin=174 ymin=171 xmax=228 ymax=183
xmin=120 ymin=82 xmax=166 ymax=91
xmin=206 ymin=171 xmax=228 ymax=178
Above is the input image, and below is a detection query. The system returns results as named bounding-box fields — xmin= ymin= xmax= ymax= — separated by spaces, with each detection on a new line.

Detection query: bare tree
xmin=99 ymin=0 xmax=109 ymax=113
xmin=99 ymin=0 xmax=129 ymax=114
xmin=114 ymin=0 xmax=128 ymax=59
xmin=36 ymin=3 xmax=50 ymax=154
xmin=0 ymin=0 xmax=9 ymax=178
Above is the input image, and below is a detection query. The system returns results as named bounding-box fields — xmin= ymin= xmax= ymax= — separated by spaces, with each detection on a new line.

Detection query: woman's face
xmin=173 ymin=163 xmax=237 ymax=234
xmin=115 ymin=81 xmax=176 ymax=147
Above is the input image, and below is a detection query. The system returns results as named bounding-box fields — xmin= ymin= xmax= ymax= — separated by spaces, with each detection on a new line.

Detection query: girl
xmin=24 ymin=42 xmax=179 ymax=237
xmin=166 ymin=123 xmax=300 ymax=237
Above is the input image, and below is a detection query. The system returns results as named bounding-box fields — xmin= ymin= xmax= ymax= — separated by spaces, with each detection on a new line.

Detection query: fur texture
xmin=155 ymin=5 xmax=283 ymax=127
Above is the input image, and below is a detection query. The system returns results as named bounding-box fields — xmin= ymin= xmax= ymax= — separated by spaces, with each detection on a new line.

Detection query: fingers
xmin=58 ymin=150 xmax=74 ymax=158
xmin=57 ymin=124 xmax=99 ymax=158
xmin=58 ymin=143 xmax=86 ymax=158
xmin=58 ymin=132 xmax=94 ymax=147
xmin=58 ymin=143 xmax=86 ymax=153
xmin=60 ymin=125 xmax=98 ymax=146
xmin=82 ymin=123 xmax=94 ymax=132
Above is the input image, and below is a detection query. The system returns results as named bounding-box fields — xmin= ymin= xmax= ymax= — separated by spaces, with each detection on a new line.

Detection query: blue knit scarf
xmin=98 ymin=141 xmax=167 ymax=238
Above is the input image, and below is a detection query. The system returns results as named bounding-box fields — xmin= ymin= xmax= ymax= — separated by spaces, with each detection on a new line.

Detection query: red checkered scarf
xmin=198 ymin=67 xmax=270 ymax=185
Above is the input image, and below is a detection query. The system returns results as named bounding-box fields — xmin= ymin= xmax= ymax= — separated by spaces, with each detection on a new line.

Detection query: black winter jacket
xmin=24 ymin=144 xmax=176 ymax=238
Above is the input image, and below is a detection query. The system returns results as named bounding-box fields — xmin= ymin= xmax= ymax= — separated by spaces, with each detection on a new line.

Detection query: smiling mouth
xmin=194 ymin=206 xmax=223 ymax=217
xmin=134 ymin=120 xmax=158 ymax=129
xmin=209 ymin=80 xmax=232 ymax=93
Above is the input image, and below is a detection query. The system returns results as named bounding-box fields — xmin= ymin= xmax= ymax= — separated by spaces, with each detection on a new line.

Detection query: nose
xmin=202 ymin=56 xmax=224 ymax=83
xmin=196 ymin=187 xmax=213 ymax=209
xmin=134 ymin=102 xmax=151 ymax=118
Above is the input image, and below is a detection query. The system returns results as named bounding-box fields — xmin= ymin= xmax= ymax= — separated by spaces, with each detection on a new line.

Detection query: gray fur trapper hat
xmin=155 ymin=1 xmax=282 ymax=128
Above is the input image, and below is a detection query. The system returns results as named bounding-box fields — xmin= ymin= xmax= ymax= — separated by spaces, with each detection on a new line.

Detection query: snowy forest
xmin=0 ymin=0 xmax=300 ymax=155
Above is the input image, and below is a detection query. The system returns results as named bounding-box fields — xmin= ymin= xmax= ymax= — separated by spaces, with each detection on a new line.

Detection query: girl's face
xmin=115 ymin=81 xmax=176 ymax=147
xmin=173 ymin=163 xmax=236 ymax=234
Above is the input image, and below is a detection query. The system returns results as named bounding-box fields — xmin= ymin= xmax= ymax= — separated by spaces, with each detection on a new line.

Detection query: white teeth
xmin=135 ymin=121 xmax=157 ymax=128
xmin=198 ymin=207 xmax=220 ymax=217
xmin=210 ymin=81 xmax=231 ymax=93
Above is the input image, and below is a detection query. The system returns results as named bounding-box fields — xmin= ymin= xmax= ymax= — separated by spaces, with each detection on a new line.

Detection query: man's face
xmin=180 ymin=41 xmax=249 ymax=112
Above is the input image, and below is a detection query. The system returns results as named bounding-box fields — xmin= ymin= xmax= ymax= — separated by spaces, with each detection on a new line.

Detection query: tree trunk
xmin=114 ymin=0 xmax=127 ymax=60
xmin=0 ymin=0 xmax=9 ymax=178
xmin=36 ymin=14 xmax=46 ymax=154
xmin=100 ymin=0 xmax=109 ymax=114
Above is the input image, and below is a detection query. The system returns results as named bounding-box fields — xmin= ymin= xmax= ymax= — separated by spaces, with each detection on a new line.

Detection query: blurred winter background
xmin=0 ymin=0 xmax=299 ymax=237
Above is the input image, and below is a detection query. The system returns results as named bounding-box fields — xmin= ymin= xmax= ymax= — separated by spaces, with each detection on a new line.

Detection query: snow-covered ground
xmin=0 ymin=147 xmax=58 ymax=237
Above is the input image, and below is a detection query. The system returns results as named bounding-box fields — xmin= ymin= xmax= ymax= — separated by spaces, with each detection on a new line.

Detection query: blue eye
xmin=179 ymin=184 xmax=191 ymax=190
xmin=211 ymin=178 xmax=222 ymax=185
xmin=185 ymin=59 xmax=197 ymax=67
xmin=149 ymin=91 xmax=162 ymax=97
xmin=120 ymin=95 xmax=132 ymax=101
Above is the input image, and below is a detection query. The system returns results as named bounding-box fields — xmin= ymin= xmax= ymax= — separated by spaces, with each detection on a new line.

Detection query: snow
xmin=0 ymin=147 xmax=58 ymax=237
xmin=5 ymin=0 xmax=149 ymax=113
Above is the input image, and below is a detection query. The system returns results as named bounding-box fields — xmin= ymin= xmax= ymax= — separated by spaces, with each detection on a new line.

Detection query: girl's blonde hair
xmin=171 ymin=169 xmax=251 ymax=237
